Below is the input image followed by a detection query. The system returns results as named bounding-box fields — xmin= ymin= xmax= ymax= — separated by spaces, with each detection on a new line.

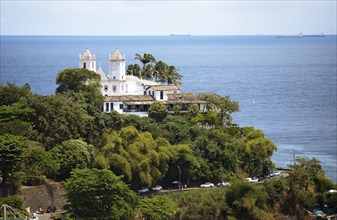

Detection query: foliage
xmin=198 ymin=93 xmax=239 ymax=126
xmin=138 ymin=196 xmax=177 ymax=220
xmin=56 ymin=68 xmax=103 ymax=112
xmin=135 ymin=53 xmax=156 ymax=69
xmin=21 ymin=141 xmax=59 ymax=185
xmin=0 ymin=195 xmax=26 ymax=218
xmin=20 ymin=94 xmax=93 ymax=148
xmin=126 ymin=64 xmax=142 ymax=78
xmin=51 ymin=139 xmax=94 ymax=180
xmin=0 ymin=134 xmax=27 ymax=184
xmin=264 ymin=178 xmax=286 ymax=207
xmin=63 ymin=168 xmax=138 ymax=220
xmin=126 ymin=53 xmax=183 ymax=85
xmin=165 ymin=144 xmax=199 ymax=183
xmin=97 ymin=126 xmax=171 ymax=187
xmin=225 ymin=180 xmax=274 ymax=220
xmin=0 ymin=83 xmax=31 ymax=106
xmin=159 ymin=116 xmax=191 ymax=144
xmin=162 ymin=188 xmax=227 ymax=220
xmin=289 ymin=156 xmax=324 ymax=191
xmin=148 ymin=102 xmax=168 ymax=122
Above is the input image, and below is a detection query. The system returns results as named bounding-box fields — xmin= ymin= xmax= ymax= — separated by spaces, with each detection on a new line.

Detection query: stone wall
xmin=18 ymin=182 xmax=67 ymax=214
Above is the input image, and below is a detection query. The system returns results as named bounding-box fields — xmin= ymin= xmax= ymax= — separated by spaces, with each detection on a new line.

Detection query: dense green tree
xmin=55 ymin=68 xmax=100 ymax=94
xmin=225 ymin=180 xmax=274 ymax=220
xmin=166 ymin=144 xmax=199 ymax=184
xmin=64 ymin=168 xmax=138 ymax=220
xmin=55 ymin=68 xmax=102 ymax=109
xmin=289 ymin=156 xmax=324 ymax=191
xmin=0 ymin=134 xmax=27 ymax=184
xmin=148 ymin=102 xmax=168 ymax=122
xmin=198 ymin=93 xmax=239 ymax=126
xmin=242 ymin=129 xmax=277 ymax=176
xmin=0 ymin=83 xmax=31 ymax=106
xmin=97 ymin=126 xmax=171 ymax=187
xmin=22 ymin=142 xmax=59 ymax=185
xmin=138 ymin=196 xmax=177 ymax=220
xmin=0 ymin=84 xmax=33 ymax=136
xmin=51 ymin=139 xmax=94 ymax=180
xmin=159 ymin=116 xmax=191 ymax=144
xmin=264 ymin=178 xmax=286 ymax=207
xmin=20 ymin=94 xmax=92 ymax=148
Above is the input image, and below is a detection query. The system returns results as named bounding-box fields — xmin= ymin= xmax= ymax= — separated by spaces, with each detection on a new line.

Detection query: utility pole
xmin=3 ymin=205 xmax=7 ymax=220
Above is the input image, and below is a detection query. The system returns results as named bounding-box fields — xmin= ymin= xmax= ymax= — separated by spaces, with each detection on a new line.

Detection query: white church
xmin=79 ymin=48 xmax=206 ymax=115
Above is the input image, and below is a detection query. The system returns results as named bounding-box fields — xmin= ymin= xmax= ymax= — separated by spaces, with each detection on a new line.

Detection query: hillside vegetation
xmin=1 ymin=68 xmax=336 ymax=219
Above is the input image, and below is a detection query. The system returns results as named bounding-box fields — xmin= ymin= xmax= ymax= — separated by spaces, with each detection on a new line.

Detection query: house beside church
xmin=79 ymin=48 xmax=206 ymax=116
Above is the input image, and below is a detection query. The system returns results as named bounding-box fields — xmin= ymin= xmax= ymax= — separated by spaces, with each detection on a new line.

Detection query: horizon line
xmin=1 ymin=33 xmax=336 ymax=37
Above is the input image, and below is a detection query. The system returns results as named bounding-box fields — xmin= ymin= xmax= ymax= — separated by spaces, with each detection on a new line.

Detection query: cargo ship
xmin=170 ymin=34 xmax=191 ymax=37
xmin=276 ymin=33 xmax=304 ymax=38
xmin=303 ymin=33 xmax=325 ymax=37
xmin=276 ymin=32 xmax=325 ymax=38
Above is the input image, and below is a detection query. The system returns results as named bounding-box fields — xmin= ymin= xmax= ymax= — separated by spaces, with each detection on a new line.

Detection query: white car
xmin=217 ymin=181 xmax=230 ymax=187
xmin=200 ymin=182 xmax=214 ymax=188
xmin=138 ymin=187 xmax=149 ymax=193
xmin=271 ymin=170 xmax=281 ymax=177
xmin=246 ymin=177 xmax=258 ymax=183
xmin=152 ymin=185 xmax=163 ymax=191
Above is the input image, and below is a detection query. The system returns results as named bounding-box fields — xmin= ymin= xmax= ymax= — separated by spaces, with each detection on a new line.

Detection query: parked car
xmin=246 ymin=177 xmax=258 ymax=183
xmin=217 ymin=181 xmax=230 ymax=187
xmin=257 ymin=175 xmax=265 ymax=181
xmin=152 ymin=185 xmax=163 ymax=191
xmin=200 ymin=182 xmax=214 ymax=188
xmin=271 ymin=170 xmax=281 ymax=177
xmin=138 ymin=187 xmax=149 ymax=193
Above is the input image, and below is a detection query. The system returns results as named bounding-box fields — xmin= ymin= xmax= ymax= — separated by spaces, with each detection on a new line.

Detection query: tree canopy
xmin=126 ymin=53 xmax=183 ymax=85
xmin=63 ymin=168 xmax=138 ymax=220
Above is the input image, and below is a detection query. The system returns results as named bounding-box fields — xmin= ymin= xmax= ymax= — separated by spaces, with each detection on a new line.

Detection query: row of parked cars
xmin=246 ymin=170 xmax=281 ymax=183
xmin=138 ymin=185 xmax=163 ymax=193
xmin=200 ymin=181 xmax=230 ymax=188
xmin=140 ymin=171 xmax=282 ymax=193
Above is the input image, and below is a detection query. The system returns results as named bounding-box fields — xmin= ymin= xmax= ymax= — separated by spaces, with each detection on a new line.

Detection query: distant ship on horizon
xmin=276 ymin=33 xmax=304 ymax=38
xmin=170 ymin=34 xmax=191 ymax=37
xmin=276 ymin=32 xmax=325 ymax=38
xmin=303 ymin=32 xmax=325 ymax=37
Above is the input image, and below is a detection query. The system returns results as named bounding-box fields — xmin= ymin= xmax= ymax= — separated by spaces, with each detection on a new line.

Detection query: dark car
xmin=46 ymin=206 xmax=57 ymax=213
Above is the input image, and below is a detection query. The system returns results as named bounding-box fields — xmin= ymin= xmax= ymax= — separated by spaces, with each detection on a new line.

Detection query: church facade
xmin=79 ymin=48 xmax=206 ymax=115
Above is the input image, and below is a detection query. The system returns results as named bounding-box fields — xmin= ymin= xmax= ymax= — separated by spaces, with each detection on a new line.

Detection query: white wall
xmin=103 ymin=101 xmax=124 ymax=113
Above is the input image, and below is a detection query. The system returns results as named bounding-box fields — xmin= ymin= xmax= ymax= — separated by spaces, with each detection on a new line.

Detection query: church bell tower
xmin=109 ymin=48 xmax=126 ymax=81
xmin=79 ymin=48 xmax=96 ymax=72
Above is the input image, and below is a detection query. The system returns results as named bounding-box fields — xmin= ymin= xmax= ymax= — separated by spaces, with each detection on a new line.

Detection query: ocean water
xmin=1 ymin=35 xmax=336 ymax=183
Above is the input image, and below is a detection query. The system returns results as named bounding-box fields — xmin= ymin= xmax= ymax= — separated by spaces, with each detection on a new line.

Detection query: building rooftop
xmin=110 ymin=48 xmax=125 ymax=61
xmin=80 ymin=49 xmax=96 ymax=60
xmin=148 ymin=85 xmax=180 ymax=91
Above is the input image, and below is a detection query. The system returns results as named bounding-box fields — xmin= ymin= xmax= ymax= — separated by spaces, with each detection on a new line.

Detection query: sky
xmin=0 ymin=0 xmax=336 ymax=36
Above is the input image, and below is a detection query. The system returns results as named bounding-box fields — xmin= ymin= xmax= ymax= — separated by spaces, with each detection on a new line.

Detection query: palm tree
xmin=167 ymin=65 xmax=182 ymax=85
xmin=154 ymin=61 xmax=168 ymax=83
xmin=142 ymin=64 xmax=153 ymax=80
xmin=126 ymin=64 xmax=142 ymax=78
xmin=135 ymin=53 xmax=156 ymax=69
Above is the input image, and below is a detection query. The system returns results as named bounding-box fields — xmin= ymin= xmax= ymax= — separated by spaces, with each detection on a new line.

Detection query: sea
xmin=1 ymin=35 xmax=336 ymax=183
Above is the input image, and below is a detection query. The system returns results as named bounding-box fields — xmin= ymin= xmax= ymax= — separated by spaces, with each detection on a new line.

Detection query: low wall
xmin=18 ymin=182 xmax=67 ymax=214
